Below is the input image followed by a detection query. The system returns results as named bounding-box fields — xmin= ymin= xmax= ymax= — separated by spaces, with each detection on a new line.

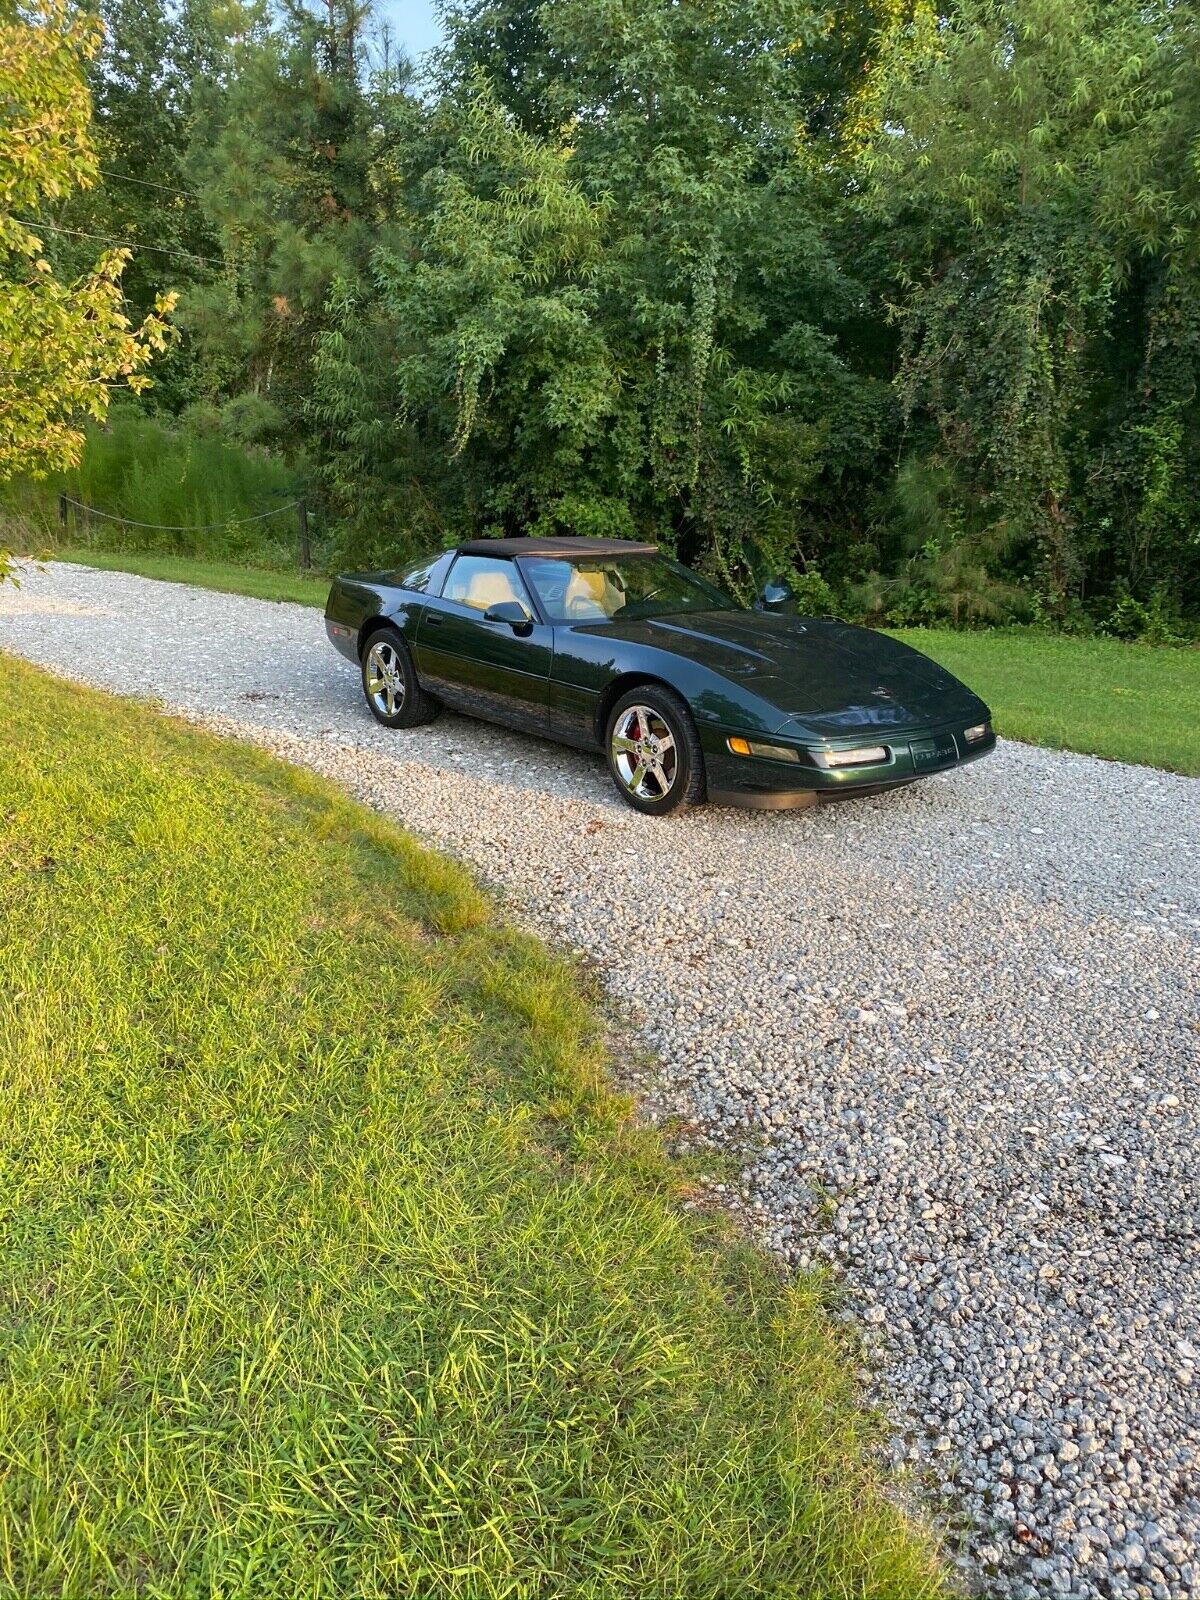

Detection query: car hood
xmin=589 ymin=611 xmax=988 ymax=735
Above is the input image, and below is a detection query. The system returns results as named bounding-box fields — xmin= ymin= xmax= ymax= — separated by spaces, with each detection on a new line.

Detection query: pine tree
xmin=183 ymin=0 xmax=397 ymax=442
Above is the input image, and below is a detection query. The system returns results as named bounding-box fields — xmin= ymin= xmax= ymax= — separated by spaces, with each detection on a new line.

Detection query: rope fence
xmin=59 ymin=493 xmax=312 ymax=568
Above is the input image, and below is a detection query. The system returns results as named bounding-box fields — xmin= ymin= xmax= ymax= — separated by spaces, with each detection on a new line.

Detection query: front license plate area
xmin=911 ymin=734 xmax=959 ymax=771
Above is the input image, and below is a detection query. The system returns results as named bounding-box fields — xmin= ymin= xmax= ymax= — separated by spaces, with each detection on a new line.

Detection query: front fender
xmin=548 ymin=628 xmax=784 ymax=747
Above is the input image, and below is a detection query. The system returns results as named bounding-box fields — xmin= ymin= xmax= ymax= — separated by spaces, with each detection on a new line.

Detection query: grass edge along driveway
xmin=27 ymin=546 xmax=1200 ymax=777
xmin=0 ymin=653 xmax=945 ymax=1600
xmin=890 ymin=626 xmax=1200 ymax=778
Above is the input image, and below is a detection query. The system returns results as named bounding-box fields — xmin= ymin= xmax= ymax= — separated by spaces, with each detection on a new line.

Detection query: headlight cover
xmin=817 ymin=745 xmax=890 ymax=769
xmin=963 ymin=721 xmax=991 ymax=743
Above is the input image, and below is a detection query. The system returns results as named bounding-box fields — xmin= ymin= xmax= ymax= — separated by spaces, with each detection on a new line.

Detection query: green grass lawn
xmin=891 ymin=627 xmax=1200 ymax=777
xmin=0 ymin=654 xmax=943 ymax=1600
xmin=46 ymin=544 xmax=331 ymax=606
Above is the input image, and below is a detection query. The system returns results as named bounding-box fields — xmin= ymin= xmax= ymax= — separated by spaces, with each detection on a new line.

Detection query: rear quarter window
xmin=400 ymin=552 xmax=453 ymax=595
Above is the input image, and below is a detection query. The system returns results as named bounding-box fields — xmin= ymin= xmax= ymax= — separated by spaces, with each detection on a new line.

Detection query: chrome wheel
xmin=365 ymin=639 xmax=406 ymax=719
xmin=610 ymin=704 xmax=678 ymax=801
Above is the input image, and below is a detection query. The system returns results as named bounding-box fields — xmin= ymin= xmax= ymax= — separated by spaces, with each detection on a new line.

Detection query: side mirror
xmin=484 ymin=599 xmax=534 ymax=635
xmin=755 ymin=578 xmax=795 ymax=614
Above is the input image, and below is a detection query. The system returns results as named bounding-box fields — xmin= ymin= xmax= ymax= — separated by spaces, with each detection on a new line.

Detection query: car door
xmin=414 ymin=554 xmax=552 ymax=733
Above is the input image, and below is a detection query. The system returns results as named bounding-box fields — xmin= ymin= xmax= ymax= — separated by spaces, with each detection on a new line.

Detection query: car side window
xmin=443 ymin=555 xmax=527 ymax=613
xmin=401 ymin=552 xmax=453 ymax=594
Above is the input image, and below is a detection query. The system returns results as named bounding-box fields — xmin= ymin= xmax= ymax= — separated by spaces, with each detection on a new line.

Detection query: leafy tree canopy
xmin=0 ymin=1 xmax=175 ymax=487
xmin=15 ymin=0 xmax=1200 ymax=634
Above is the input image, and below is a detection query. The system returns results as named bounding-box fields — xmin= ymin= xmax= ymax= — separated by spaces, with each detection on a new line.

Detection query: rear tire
xmin=361 ymin=626 xmax=437 ymax=728
xmin=605 ymin=685 xmax=705 ymax=815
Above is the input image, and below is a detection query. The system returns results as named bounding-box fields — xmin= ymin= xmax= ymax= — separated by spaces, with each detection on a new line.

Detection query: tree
xmin=863 ymin=0 xmax=1200 ymax=618
xmin=60 ymin=0 xmax=227 ymax=409
xmin=182 ymin=0 xmax=400 ymax=440
xmin=0 ymin=0 xmax=176 ymax=582
xmin=317 ymin=0 xmax=891 ymax=588
xmin=0 ymin=1 xmax=175 ymax=483
xmin=11 ymin=0 xmax=1196 ymax=628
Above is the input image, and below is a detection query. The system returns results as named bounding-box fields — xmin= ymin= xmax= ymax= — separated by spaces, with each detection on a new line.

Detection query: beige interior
xmin=459 ymin=567 xmax=522 ymax=611
xmin=563 ymin=566 xmax=623 ymax=618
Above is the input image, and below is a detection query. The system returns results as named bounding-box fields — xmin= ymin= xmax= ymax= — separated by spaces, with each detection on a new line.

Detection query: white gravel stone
xmin=3 ymin=560 xmax=1199 ymax=1599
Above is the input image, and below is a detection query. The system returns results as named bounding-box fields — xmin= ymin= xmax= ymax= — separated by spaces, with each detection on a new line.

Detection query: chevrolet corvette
xmin=324 ymin=537 xmax=995 ymax=815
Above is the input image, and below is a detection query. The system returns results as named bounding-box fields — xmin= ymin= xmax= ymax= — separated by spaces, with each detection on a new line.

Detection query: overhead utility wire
xmin=96 ymin=168 xmax=201 ymax=201
xmin=12 ymin=216 xmax=225 ymax=269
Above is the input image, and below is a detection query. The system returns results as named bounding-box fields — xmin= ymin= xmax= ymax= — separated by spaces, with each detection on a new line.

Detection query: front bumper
xmin=702 ymin=721 xmax=996 ymax=809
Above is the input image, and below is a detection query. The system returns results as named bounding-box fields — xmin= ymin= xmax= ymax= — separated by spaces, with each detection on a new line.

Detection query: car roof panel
xmin=455 ymin=537 xmax=658 ymax=559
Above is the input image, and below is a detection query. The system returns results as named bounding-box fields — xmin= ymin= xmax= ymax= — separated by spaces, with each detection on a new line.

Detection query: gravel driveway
xmin=3 ymin=561 xmax=1199 ymax=1600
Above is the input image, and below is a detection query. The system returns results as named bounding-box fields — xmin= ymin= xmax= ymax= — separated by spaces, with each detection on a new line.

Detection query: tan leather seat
xmin=563 ymin=567 xmax=619 ymax=618
xmin=464 ymin=569 xmax=519 ymax=611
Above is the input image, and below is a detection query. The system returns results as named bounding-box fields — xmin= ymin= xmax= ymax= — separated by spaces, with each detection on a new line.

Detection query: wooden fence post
xmin=59 ymin=493 xmax=68 ymax=530
xmin=298 ymin=499 xmax=311 ymax=569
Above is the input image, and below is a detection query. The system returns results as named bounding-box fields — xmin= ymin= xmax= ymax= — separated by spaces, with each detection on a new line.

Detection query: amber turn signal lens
xmin=727 ymin=736 xmax=752 ymax=756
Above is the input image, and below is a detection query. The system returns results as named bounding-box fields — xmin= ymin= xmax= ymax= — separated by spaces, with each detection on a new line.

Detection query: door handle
xmin=425 ymin=613 xmax=443 ymax=626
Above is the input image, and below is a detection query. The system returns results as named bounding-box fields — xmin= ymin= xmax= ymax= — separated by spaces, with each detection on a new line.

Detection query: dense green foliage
xmin=0 ymin=654 xmax=945 ymax=1597
xmin=61 ymin=408 xmax=302 ymax=556
xmin=0 ymin=0 xmax=174 ymax=570
xmin=18 ymin=0 xmax=1200 ymax=633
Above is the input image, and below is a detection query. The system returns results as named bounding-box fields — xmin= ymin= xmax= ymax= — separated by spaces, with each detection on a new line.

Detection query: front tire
xmin=605 ymin=685 xmax=705 ymax=815
xmin=361 ymin=627 xmax=437 ymax=728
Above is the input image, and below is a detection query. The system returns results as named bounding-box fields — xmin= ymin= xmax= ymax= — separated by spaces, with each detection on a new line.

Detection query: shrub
xmin=52 ymin=408 xmax=306 ymax=569
xmin=1102 ymin=586 xmax=1188 ymax=646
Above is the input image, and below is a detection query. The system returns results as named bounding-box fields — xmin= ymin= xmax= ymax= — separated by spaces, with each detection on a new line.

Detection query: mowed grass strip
xmin=0 ymin=654 xmax=943 ymax=1600
xmin=47 ymin=545 xmax=330 ymax=607
xmin=890 ymin=627 xmax=1200 ymax=776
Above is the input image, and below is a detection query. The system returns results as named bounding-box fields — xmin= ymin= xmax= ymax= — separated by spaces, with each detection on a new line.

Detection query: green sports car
xmin=325 ymin=536 xmax=995 ymax=816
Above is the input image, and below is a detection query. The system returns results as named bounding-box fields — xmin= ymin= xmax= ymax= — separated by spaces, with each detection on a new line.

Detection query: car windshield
xmin=520 ymin=554 xmax=739 ymax=624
